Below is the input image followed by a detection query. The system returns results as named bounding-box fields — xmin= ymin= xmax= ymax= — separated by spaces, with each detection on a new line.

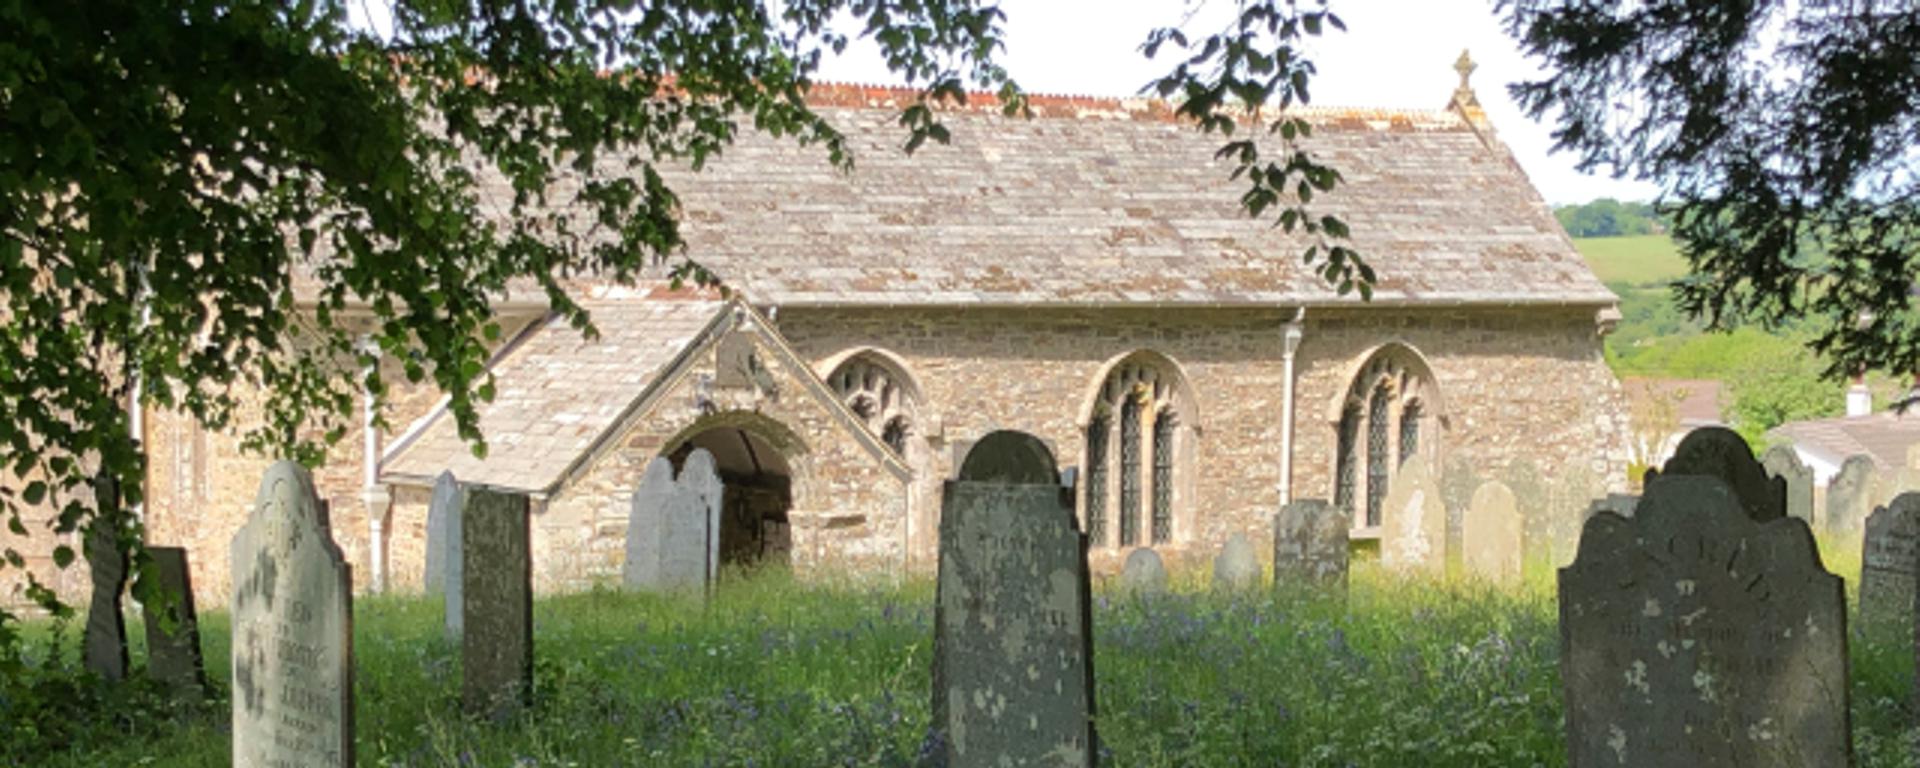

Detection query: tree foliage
xmin=1553 ymin=198 xmax=1663 ymax=238
xmin=0 ymin=0 xmax=1354 ymax=656
xmin=1501 ymin=0 xmax=1920 ymax=379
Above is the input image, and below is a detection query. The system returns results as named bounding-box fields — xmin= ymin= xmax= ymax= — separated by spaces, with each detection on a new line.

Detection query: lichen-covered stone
xmin=143 ymin=546 xmax=209 ymax=701
xmin=1860 ymin=493 xmax=1920 ymax=627
xmin=1643 ymin=426 xmax=1786 ymax=523
xmin=1463 ymin=481 xmax=1520 ymax=583
xmin=424 ymin=470 xmax=464 ymax=641
xmin=933 ymin=434 xmax=1094 ymax=767
xmin=1381 ymin=456 xmax=1445 ymax=574
xmin=1560 ymin=474 xmax=1849 ymax=767
xmin=1117 ymin=548 xmax=1168 ymax=598
xmin=1760 ymin=445 xmax=1815 ymax=526
xmin=462 ymin=487 xmax=533 ymax=721
xmin=1827 ymin=455 xmax=1877 ymax=539
xmin=230 ymin=461 xmax=353 ymax=768
xmin=1273 ymin=499 xmax=1347 ymax=592
xmin=1211 ymin=534 xmax=1260 ymax=591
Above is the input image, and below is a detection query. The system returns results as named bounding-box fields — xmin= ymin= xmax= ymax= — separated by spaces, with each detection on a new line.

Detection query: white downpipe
xmin=359 ymin=334 xmax=389 ymax=593
xmin=1279 ymin=309 xmax=1306 ymax=505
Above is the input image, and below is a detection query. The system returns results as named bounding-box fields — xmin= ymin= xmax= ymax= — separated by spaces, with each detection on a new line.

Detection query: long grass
xmin=15 ymin=552 xmax=1920 ymax=768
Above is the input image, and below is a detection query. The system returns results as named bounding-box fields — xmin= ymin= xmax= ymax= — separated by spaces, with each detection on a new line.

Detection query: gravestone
xmin=82 ymin=502 xmax=129 ymax=682
xmin=1827 ymin=455 xmax=1877 ymax=538
xmin=1761 ymin=445 xmax=1816 ymax=525
xmin=1859 ymin=493 xmax=1920 ymax=627
xmin=1212 ymin=534 xmax=1260 ymax=591
xmin=1117 ymin=548 xmax=1168 ymax=598
xmin=1381 ymin=456 xmax=1445 ymax=574
xmin=1274 ymin=499 xmax=1348 ymax=592
xmin=933 ymin=431 xmax=1096 ymax=767
xmin=462 ymin=487 xmax=533 ymax=721
xmin=1440 ymin=456 xmax=1481 ymax=574
xmin=1463 ymin=481 xmax=1521 ymax=583
xmin=424 ymin=470 xmax=464 ymax=640
xmin=623 ymin=452 xmax=719 ymax=594
xmin=1500 ymin=460 xmax=1551 ymax=566
xmin=1546 ymin=466 xmax=1606 ymax=567
xmin=231 ymin=461 xmax=353 ymax=768
xmin=1586 ymin=493 xmax=1639 ymax=520
xmin=1642 ymin=426 xmax=1787 ymax=522
xmin=1560 ymin=474 xmax=1850 ymax=767
xmin=142 ymin=546 xmax=209 ymax=700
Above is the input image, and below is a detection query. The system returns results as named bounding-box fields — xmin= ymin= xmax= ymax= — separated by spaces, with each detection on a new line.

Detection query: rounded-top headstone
xmin=1644 ymin=426 xmax=1786 ymax=522
xmin=1213 ymin=533 xmax=1260 ymax=591
xmin=1463 ymin=481 xmax=1521 ymax=583
xmin=1827 ymin=454 xmax=1877 ymax=536
xmin=1118 ymin=548 xmax=1169 ymax=597
xmin=958 ymin=431 xmax=1058 ymax=485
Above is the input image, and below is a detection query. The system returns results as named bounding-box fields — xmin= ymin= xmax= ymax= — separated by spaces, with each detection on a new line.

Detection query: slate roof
xmin=1769 ymin=411 xmax=1920 ymax=471
xmin=381 ymin=292 xmax=726 ymax=492
xmin=620 ymin=86 xmax=1614 ymax=307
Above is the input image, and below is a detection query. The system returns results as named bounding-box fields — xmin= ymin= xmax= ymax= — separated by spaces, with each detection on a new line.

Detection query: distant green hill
xmin=1573 ymin=234 xmax=1687 ymax=286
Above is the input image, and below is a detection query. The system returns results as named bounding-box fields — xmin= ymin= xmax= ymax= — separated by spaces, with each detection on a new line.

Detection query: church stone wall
xmin=775 ymin=304 xmax=1629 ymax=572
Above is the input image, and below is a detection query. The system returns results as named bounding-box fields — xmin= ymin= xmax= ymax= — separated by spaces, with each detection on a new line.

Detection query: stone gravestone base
xmin=1560 ymin=474 xmax=1850 ymax=767
xmin=933 ymin=431 xmax=1097 ymax=767
xmin=462 ymin=487 xmax=533 ymax=722
xmin=230 ymin=461 xmax=353 ymax=768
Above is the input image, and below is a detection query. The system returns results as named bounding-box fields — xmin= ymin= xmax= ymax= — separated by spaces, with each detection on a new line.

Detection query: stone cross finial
xmin=1452 ymin=49 xmax=1479 ymax=107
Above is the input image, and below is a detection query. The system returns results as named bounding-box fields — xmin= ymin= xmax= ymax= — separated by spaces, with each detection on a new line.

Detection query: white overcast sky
xmin=812 ymin=0 xmax=1660 ymax=205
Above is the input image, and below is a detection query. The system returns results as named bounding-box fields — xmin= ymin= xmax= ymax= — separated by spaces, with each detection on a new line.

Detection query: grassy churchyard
xmin=16 ymin=545 xmax=1920 ymax=768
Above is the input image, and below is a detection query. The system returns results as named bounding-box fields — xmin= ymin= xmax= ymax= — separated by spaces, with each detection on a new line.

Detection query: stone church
xmin=50 ymin=73 xmax=1629 ymax=604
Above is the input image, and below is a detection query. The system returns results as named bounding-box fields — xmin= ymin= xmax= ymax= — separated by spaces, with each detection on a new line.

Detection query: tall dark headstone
xmin=1860 ymin=493 xmax=1920 ymax=626
xmin=142 ymin=546 xmax=209 ymax=701
xmin=462 ymin=487 xmax=533 ymax=722
xmin=231 ymin=461 xmax=353 ymax=768
xmin=1643 ymin=426 xmax=1787 ymax=522
xmin=933 ymin=431 xmax=1096 ymax=767
xmin=424 ymin=470 xmax=464 ymax=640
xmin=1561 ymin=474 xmax=1850 ymax=767
xmin=1273 ymin=499 xmax=1348 ymax=592
xmin=82 ymin=481 xmax=129 ymax=681
xmin=1760 ymin=445 xmax=1816 ymax=525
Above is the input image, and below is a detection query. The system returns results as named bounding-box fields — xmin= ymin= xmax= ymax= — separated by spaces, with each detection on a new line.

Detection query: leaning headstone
xmin=231 ymin=461 xmax=353 ymax=768
xmin=1274 ymin=499 xmax=1348 ymax=592
xmin=623 ymin=454 xmax=715 ymax=594
xmin=933 ymin=431 xmax=1096 ymax=767
xmin=1860 ymin=493 xmax=1920 ymax=627
xmin=142 ymin=546 xmax=208 ymax=701
xmin=1761 ymin=445 xmax=1816 ymax=525
xmin=1827 ymin=455 xmax=1877 ymax=538
xmin=1463 ymin=481 xmax=1521 ymax=583
xmin=1212 ymin=534 xmax=1260 ymax=591
xmin=424 ymin=470 xmax=465 ymax=641
xmin=1642 ymin=426 xmax=1787 ymax=522
xmin=82 ymin=496 xmax=129 ymax=682
xmin=1381 ymin=456 xmax=1445 ymax=574
xmin=462 ymin=487 xmax=533 ymax=722
xmin=1117 ymin=548 xmax=1168 ymax=598
xmin=1560 ymin=474 xmax=1850 ymax=767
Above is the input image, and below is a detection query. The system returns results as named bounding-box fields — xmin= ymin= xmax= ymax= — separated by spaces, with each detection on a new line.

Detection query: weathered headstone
xmin=142 ymin=546 xmax=209 ymax=700
xmin=462 ymin=487 xmax=533 ymax=722
xmin=424 ymin=470 xmax=464 ymax=640
xmin=1827 ymin=455 xmax=1877 ymax=538
xmin=1761 ymin=445 xmax=1816 ymax=525
xmin=1212 ymin=534 xmax=1260 ymax=591
xmin=1642 ymin=426 xmax=1787 ymax=522
xmin=1440 ymin=456 xmax=1481 ymax=574
xmin=1274 ymin=499 xmax=1348 ymax=592
xmin=1463 ymin=481 xmax=1521 ymax=583
xmin=1586 ymin=493 xmax=1639 ymax=520
xmin=1117 ymin=548 xmax=1168 ymax=598
xmin=1560 ymin=474 xmax=1850 ymax=767
xmin=231 ymin=461 xmax=353 ymax=768
xmin=933 ymin=431 xmax=1096 ymax=767
xmin=623 ymin=452 xmax=717 ymax=594
xmin=82 ymin=496 xmax=129 ymax=682
xmin=1546 ymin=466 xmax=1607 ymax=567
xmin=1381 ymin=456 xmax=1445 ymax=574
xmin=1860 ymin=493 xmax=1920 ymax=627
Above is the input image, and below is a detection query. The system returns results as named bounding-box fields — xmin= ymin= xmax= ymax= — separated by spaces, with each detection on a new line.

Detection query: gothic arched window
xmin=1330 ymin=345 xmax=1441 ymax=530
xmin=1081 ymin=354 xmax=1192 ymax=549
xmin=827 ymin=352 xmax=920 ymax=459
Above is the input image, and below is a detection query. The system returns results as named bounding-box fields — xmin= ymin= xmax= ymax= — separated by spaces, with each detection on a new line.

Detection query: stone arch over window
xmin=822 ymin=349 xmax=923 ymax=458
xmin=1329 ymin=342 xmax=1443 ymax=530
xmin=1078 ymin=350 xmax=1198 ymax=549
